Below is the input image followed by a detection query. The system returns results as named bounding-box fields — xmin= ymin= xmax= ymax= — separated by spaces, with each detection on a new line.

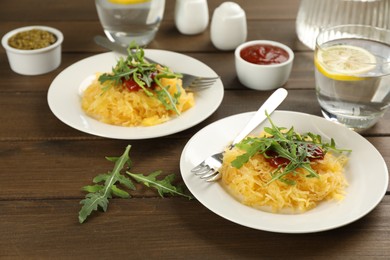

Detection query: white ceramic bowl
xmin=235 ymin=40 xmax=294 ymax=90
xmin=2 ymin=25 xmax=63 ymax=75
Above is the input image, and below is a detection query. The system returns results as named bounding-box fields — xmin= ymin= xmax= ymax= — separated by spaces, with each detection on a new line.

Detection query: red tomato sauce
xmin=123 ymin=78 xmax=142 ymax=92
xmin=265 ymin=145 xmax=324 ymax=168
xmin=122 ymin=71 xmax=158 ymax=92
xmin=240 ymin=44 xmax=289 ymax=65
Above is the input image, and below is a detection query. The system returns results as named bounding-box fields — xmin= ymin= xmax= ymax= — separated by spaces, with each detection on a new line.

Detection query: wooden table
xmin=1 ymin=0 xmax=389 ymax=258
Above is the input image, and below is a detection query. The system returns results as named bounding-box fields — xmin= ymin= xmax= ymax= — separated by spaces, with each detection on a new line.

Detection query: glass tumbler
xmin=95 ymin=0 xmax=165 ymax=47
xmin=314 ymin=24 xmax=390 ymax=132
xmin=296 ymin=0 xmax=390 ymax=50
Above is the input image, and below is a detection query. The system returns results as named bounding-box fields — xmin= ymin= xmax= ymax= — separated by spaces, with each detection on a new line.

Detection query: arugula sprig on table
xmin=231 ymin=112 xmax=351 ymax=185
xmin=78 ymin=145 xmax=192 ymax=223
xmin=98 ymin=45 xmax=183 ymax=115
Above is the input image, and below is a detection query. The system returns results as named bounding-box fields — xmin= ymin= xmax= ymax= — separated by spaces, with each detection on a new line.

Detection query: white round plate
xmin=47 ymin=51 xmax=224 ymax=139
xmin=180 ymin=110 xmax=388 ymax=233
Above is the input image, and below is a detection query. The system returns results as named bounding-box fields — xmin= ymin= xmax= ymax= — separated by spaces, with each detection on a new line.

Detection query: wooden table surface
xmin=1 ymin=0 xmax=389 ymax=258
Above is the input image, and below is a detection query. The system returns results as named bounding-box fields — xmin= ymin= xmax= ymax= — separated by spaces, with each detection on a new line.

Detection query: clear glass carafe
xmin=296 ymin=0 xmax=390 ymax=49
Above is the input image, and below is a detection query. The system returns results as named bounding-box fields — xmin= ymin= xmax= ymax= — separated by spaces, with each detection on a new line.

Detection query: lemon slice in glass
xmin=315 ymin=45 xmax=376 ymax=81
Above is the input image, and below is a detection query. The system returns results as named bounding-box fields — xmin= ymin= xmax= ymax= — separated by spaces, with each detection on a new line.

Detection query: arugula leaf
xmin=78 ymin=145 xmax=134 ymax=223
xmin=155 ymin=85 xmax=181 ymax=114
xmin=231 ymin=138 xmax=272 ymax=168
xmin=78 ymin=145 xmax=193 ymax=223
xmin=230 ymin=111 xmax=351 ymax=185
xmin=97 ymin=44 xmax=182 ymax=114
xmin=127 ymin=171 xmax=193 ymax=199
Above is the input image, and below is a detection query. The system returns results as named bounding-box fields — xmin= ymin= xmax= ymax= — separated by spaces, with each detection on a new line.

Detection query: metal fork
xmin=180 ymin=75 xmax=219 ymax=91
xmin=191 ymin=88 xmax=288 ymax=181
xmin=94 ymin=35 xmax=219 ymax=91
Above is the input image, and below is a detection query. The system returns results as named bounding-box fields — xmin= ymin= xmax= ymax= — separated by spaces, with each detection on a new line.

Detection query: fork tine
xmin=191 ymin=80 xmax=218 ymax=86
xmin=182 ymin=75 xmax=219 ymax=91
xmin=200 ymin=169 xmax=219 ymax=179
xmin=193 ymin=165 xmax=213 ymax=176
xmin=206 ymin=172 xmax=221 ymax=182
xmin=186 ymin=85 xmax=215 ymax=91
xmin=192 ymin=77 xmax=219 ymax=83
xmin=191 ymin=162 xmax=207 ymax=173
xmin=187 ymin=85 xmax=215 ymax=91
xmin=190 ymin=80 xmax=217 ymax=87
xmin=187 ymin=81 xmax=217 ymax=90
xmin=185 ymin=86 xmax=214 ymax=92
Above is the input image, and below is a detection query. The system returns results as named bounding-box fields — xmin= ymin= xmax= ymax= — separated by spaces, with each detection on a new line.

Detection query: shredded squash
xmin=221 ymin=145 xmax=348 ymax=213
xmin=81 ymin=75 xmax=194 ymax=127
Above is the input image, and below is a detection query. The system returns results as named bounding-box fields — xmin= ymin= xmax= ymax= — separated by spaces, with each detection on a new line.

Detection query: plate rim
xmin=47 ymin=50 xmax=224 ymax=140
xmin=180 ymin=110 xmax=389 ymax=233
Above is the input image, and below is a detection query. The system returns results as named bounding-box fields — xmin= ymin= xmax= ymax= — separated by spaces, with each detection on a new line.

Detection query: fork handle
xmin=231 ymin=88 xmax=288 ymax=146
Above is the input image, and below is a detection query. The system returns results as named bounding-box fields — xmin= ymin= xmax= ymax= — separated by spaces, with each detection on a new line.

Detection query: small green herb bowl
xmin=1 ymin=25 xmax=64 ymax=75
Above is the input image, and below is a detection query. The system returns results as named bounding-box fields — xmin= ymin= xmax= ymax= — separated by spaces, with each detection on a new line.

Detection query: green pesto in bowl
xmin=8 ymin=29 xmax=57 ymax=50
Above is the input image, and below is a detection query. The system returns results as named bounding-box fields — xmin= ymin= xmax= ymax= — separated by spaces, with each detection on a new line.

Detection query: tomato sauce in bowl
xmin=234 ymin=40 xmax=294 ymax=90
xmin=240 ymin=44 xmax=289 ymax=65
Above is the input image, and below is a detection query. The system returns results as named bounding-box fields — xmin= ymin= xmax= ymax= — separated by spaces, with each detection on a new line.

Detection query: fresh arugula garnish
xmin=78 ymin=145 xmax=193 ymax=223
xmin=98 ymin=44 xmax=183 ymax=114
xmin=231 ymin=112 xmax=351 ymax=185
xmin=128 ymin=171 xmax=192 ymax=199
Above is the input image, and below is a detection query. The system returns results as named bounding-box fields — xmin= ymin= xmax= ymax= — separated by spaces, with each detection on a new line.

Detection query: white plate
xmin=180 ymin=110 xmax=389 ymax=233
xmin=47 ymin=51 xmax=224 ymax=139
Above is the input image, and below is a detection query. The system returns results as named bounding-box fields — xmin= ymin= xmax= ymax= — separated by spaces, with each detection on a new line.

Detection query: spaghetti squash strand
xmin=221 ymin=148 xmax=348 ymax=213
xmin=81 ymin=75 xmax=194 ymax=127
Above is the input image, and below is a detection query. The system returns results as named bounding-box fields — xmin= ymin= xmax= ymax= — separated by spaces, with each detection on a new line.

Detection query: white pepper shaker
xmin=174 ymin=0 xmax=209 ymax=35
xmin=210 ymin=2 xmax=247 ymax=50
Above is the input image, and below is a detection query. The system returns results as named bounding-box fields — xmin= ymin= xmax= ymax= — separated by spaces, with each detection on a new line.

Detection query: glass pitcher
xmin=296 ymin=0 xmax=390 ymax=49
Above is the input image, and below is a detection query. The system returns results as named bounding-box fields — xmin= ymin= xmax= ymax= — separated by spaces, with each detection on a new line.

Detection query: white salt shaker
xmin=211 ymin=2 xmax=247 ymax=50
xmin=174 ymin=0 xmax=209 ymax=35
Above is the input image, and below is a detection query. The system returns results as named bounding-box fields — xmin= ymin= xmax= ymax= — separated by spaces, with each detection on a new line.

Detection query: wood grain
xmin=1 ymin=198 xmax=389 ymax=258
xmin=0 ymin=135 xmax=389 ymax=201
xmin=0 ymin=0 xmax=389 ymax=258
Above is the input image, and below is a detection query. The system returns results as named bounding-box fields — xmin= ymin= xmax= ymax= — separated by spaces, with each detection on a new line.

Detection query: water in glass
xmin=95 ymin=0 xmax=165 ymax=46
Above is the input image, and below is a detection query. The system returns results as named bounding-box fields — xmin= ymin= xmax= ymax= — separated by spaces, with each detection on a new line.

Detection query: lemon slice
xmin=108 ymin=0 xmax=150 ymax=4
xmin=315 ymin=45 xmax=376 ymax=81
